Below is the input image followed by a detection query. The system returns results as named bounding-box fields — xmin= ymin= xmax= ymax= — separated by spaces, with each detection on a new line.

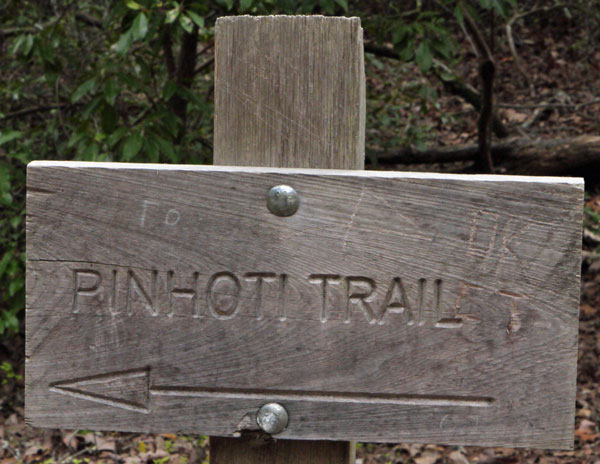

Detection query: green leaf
xmin=176 ymin=86 xmax=203 ymax=106
xmin=101 ymin=104 xmax=117 ymax=133
xmin=22 ymin=34 xmax=34 ymax=55
xmin=106 ymin=127 xmax=127 ymax=148
xmin=491 ymin=0 xmax=508 ymax=18
xmin=67 ymin=131 xmax=86 ymax=149
xmin=453 ymin=4 xmax=464 ymax=23
xmin=8 ymin=279 xmax=23 ymax=298
xmin=418 ymin=85 xmax=438 ymax=101
xmin=413 ymin=22 xmax=424 ymax=36
xmin=439 ymin=71 xmax=456 ymax=82
xmin=81 ymin=142 xmax=100 ymax=160
xmin=144 ymin=138 xmax=159 ymax=163
xmin=0 ymin=251 xmax=12 ymax=279
xmin=370 ymin=56 xmax=383 ymax=70
xmin=334 ymin=0 xmax=348 ymax=11
xmin=0 ymin=192 xmax=12 ymax=206
xmin=9 ymin=35 xmax=26 ymax=55
xmin=319 ymin=0 xmax=335 ymax=14
xmin=397 ymin=39 xmax=414 ymax=61
xmin=132 ymin=12 xmax=149 ymax=41
xmin=154 ymin=135 xmax=177 ymax=162
xmin=431 ymin=37 xmax=453 ymax=59
xmin=162 ymin=80 xmax=177 ymax=100
xmin=392 ymin=26 xmax=410 ymax=45
xmin=166 ymin=7 xmax=180 ymax=24
xmin=117 ymin=71 xmax=140 ymax=92
xmin=1 ymin=311 xmax=20 ymax=334
xmin=187 ymin=10 xmax=204 ymax=28
xmin=122 ymin=133 xmax=143 ymax=160
xmin=179 ymin=15 xmax=193 ymax=34
xmin=162 ymin=111 xmax=181 ymax=136
xmin=10 ymin=215 xmax=21 ymax=230
xmin=71 ymin=77 xmax=97 ymax=103
xmin=0 ymin=165 xmax=10 ymax=193
xmin=0 ymin=131 xmax=22 ymax=146
xmin=415 ymin=41 xmax=432 ymax=72
xmin=125 ymin=0 xmax=143 ymax=9
xmin=81 ymin=95 xmax=103 ymax=119
xmin=103 ymin=78 xmax=120 ymax=106
xmin=239 ymin=0 xmax=253 ymax=11
xmin=114 ymin=29 xmax=133 ymax=55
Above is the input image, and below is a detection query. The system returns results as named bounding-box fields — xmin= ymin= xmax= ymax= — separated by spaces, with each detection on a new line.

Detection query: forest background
xmin=1 ymin=1 xmax=600 ymax=463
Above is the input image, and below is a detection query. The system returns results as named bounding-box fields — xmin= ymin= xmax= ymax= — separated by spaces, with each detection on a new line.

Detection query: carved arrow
xmin=50 ymin=369 xmax=152 ymax=414
xmin=49 ymin=368 xmax=494 ymax=413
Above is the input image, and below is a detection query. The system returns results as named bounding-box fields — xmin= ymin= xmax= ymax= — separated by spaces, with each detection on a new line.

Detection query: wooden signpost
xmin=26 ymin=15 xmax=583 ymax=463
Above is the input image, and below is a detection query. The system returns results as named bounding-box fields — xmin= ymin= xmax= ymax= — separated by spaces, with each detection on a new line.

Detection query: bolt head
xmin=266 ymin=185 xmax=299 ymax=217
xmin=256 ymin=402 xmax=289 ymax=435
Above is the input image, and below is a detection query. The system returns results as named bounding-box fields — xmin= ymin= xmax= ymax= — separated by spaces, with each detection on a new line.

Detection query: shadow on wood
xmin=210 ymin=437 xmax=355 ymax=464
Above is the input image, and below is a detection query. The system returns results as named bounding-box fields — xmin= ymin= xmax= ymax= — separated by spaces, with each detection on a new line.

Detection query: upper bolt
xmin=266 ymin=185 xmax=299 ymax=217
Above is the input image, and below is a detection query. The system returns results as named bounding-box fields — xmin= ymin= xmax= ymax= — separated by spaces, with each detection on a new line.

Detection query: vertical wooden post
xmin=211 ymin=15 xmax=365 ymax=464
xmin=210 ymin=438 xmax=356 ymax=464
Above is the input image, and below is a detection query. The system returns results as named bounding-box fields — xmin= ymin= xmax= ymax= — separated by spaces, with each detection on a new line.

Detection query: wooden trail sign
xmin=26 ymin=16 xmax=583 ymax=452
xmin=26 ymin=163 xmax=582 ymax=447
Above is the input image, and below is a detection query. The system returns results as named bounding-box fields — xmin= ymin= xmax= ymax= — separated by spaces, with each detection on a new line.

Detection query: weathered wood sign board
xmin=26 ymin=161 xmax=582 ymax=448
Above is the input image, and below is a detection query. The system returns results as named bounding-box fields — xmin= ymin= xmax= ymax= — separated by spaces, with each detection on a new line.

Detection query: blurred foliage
xmin=584 ymin=203 xmax=600 ymax=255
xmin=0 ymin=0 xmax=596 ymax=333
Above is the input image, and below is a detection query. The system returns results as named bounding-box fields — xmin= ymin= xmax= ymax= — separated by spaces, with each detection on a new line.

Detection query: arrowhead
xmin=50 ymin=368 xmax=150 ymax=413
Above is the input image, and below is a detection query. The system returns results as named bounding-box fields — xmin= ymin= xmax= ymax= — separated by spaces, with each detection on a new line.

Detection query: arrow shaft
xmin=149 ymin=386 xmax=494 ymax=408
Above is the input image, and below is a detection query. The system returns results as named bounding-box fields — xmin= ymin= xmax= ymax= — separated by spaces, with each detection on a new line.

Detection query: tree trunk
xmin=170 ymin=26 xmax=199 ymax=141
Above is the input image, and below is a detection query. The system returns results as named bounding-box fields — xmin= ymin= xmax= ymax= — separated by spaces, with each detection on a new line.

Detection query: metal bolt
xmin=266 ymin=185 xmax=299 ymax=217
xmin=256 ymin=402 xmax=289 ymax=435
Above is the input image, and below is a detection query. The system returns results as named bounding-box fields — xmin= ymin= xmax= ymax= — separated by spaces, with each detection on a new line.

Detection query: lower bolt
xmin=256 ymin=402 xmax=289 ymax=435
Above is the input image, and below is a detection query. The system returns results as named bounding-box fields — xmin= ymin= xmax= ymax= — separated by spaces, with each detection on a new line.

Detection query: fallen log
xmin=368 ymin=135 xmax=600 ymax=176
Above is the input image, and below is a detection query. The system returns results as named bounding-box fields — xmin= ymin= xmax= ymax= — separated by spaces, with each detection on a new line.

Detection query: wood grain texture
xmin=26 ymin=162 xmax=583 ymax=448
xmin=214 ymin=15 xmax=365 ymax=169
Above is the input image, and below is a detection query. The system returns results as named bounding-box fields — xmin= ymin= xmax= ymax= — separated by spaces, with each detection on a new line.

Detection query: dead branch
xmin=193 ymin=57 xmax=214 ymax=76
xmin=476 ymin=59 xmax=494 ymax=172
xmin=0 ymin=103 xmax=75 ymax=121
xmin=196 ymin=42 xmax=214 ymax=59
xmin=582 ymin=251 xmax=600 ymax=263
xmin=0 ymin=26 xmax=36 ymax=36
xmin=368 ymin=135 xmax=600 ymax=176
xmin=505 ymin=20 xmax=534 ymax=96
xmin=364 ymin=43 xmax=510 ymax=139
xmin=461 ymin=3 xmax=493 ymax=61
xmin=75 ymin=12 xmax=102 ymax=28
xmin=498 ymin=99 xmax=600 ymax=110
xmin=460 ymin=2 xmax=495 ymax=173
